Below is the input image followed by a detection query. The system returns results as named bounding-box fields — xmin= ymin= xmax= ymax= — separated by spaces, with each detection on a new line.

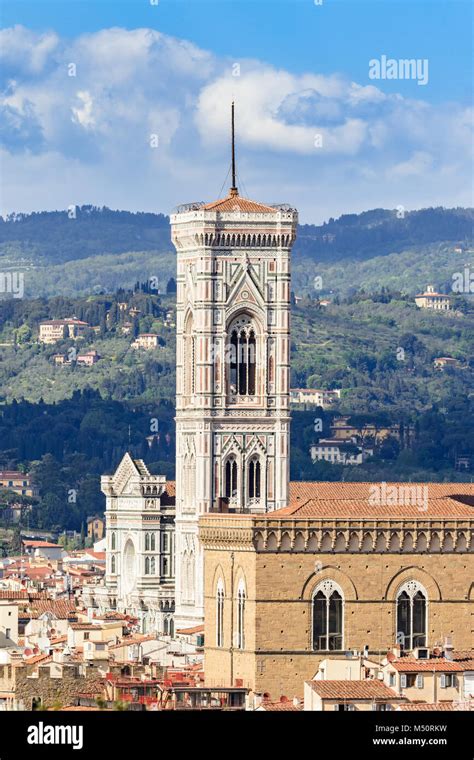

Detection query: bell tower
xmin=171 ymin=104 xmax=298 ymax=628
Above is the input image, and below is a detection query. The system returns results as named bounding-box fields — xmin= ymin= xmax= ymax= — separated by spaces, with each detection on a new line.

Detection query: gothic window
xmin=216 ymin=579 xmax=224 ymax=647
xmin=237 ymin=581 xmax=246 ymax=649
xmin=150 ymin=556 xmax=156 ymax=575
xmin=145 ymin=557 xmax=150 ymax=575
xmin=111 ymin=532 xmax=116 ymax=551
xmin=312 ymin=580 xmax=344 ymax=651
xmin=111 ymin=555 xmax=116 ymax=574
xmin=145 ymin=533 xmax=150 ymax=551
xmin=225 ymin=457 xmax=238 ymax=499
xmin=248 ymin=458 xmax=261 ymax=499
xmin=396 ymin=581 xmax=427 ymax=650
xmin=228 ymin=315 xmax=257 ymax=396
xmin=150 ymin=533 xmax=156 ymax=551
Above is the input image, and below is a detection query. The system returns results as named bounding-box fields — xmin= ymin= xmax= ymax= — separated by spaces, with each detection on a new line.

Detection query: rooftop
xmin=202 ymin=191 xmax=277 ymax=214
xmin=306 ymin=679 xmax=400 ymax=701
xmin=389 ymin=659 xmax=466 ymax=673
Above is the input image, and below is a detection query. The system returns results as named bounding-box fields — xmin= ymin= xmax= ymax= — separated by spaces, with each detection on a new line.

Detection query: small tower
xmin=171 ymin=104 xmax=298 ymax=628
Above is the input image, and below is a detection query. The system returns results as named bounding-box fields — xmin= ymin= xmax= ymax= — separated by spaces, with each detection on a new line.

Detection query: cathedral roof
xmin=202 ymin=190 xmax=276 ymax=214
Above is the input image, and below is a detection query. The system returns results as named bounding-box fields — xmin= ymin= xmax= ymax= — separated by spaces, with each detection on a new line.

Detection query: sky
xmin=1 ymin=0 xmax=473 ymax=222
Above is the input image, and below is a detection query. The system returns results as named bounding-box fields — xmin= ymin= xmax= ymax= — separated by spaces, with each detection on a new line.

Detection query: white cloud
xmin=0 ymin=25 xmax=472 ymax=222
xmin=71 ymin=91 xmax=95 ymax=128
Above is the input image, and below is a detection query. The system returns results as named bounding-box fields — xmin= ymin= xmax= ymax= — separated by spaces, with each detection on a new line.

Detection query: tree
xmin=166 ymin=277 xmax=177 ymax=294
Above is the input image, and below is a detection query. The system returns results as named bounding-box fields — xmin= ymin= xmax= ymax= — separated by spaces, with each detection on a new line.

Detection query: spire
xmin=230 ymin=101 xmax=238 ymax=197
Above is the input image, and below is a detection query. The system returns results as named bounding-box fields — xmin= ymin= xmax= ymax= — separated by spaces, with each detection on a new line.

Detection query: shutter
xmin=416 ymin=674 xmax=424 ymax=688
xmin=400 ymin=674 xmax=407 ymax=688
xmin=464 ymin=672 xmax=474 ymax=699
xmin=440 ymin=674 xmax=446 ymax=688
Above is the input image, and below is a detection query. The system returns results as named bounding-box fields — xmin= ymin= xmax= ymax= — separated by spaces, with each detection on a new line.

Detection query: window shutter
xmin=400 ymin=674 xmax=407 ymax=688
xmin=416 ymin=674 xmax=423 ymax=688
xmin=440 ymin=674 xmax=446 ymax=688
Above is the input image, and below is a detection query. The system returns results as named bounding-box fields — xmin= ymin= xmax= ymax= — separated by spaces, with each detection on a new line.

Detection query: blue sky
xmin=1 ymin=0 xmax=472 ymax=221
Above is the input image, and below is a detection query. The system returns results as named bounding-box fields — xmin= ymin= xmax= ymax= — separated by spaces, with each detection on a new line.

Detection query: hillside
xmin=1 ymin=205 xmax=472 ymax=298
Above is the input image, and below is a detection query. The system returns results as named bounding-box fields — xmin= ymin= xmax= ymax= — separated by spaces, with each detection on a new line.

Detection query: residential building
xmin=290 ymin=388 xmax=341 ymax=407
xmin=382 ymin=654 xmax=464 ymax=705
xmin=53 ymin=350 xmax=100 ymax=366
xmin=434 ymin=356 xmax=459 ymax=369
xmin=38 ymin=318 xmax=90 ymax=344
xmin=87 ymin=516 xmax=105 ymax=542
xmin=131 ymin=334 xmax=159 ymax=350
xmin=310 ymin=437 xmax=373 ymax=465
xmin=0 ymin=602 xmax=18 ymax=648
xmin=0 ymin=471 xmax=38 ymax=498
xmin=330 ymin=416 xmax=411 ymax=445
xmin=415 ymin=285 xmax=451 ymax=311
xmin=21 ymin=541 xmax=63 ymax=562
xmin=303 ymin=679 xmax=402 ymax=711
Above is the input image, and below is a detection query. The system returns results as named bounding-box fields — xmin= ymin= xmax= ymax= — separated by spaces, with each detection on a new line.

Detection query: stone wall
xmin=10 ymin=664 xmax=102 ymax=709
xmin=203 ymin=542 xmax=474 ymax=698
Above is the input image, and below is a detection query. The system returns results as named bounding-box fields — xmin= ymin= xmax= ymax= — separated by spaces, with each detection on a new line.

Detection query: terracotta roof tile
xmin=260 ymin=701 xmax=302 ymax=711
xmin=203 ymin=192 xmax=276 ymax=214
xmin=29 ymin=600 xmax=77 ymax=619
xmin=275 ymin=482 xmax=474 ymax=519
xmin=398 ymin=702 xmax=456 ymax=711
xmin=176 ymin=624 xmax=204 ymax=635
xmin=306 ymin=679 xmax=400 ymax=700
xmin=390 ymin=659 xmax=465 ymax=672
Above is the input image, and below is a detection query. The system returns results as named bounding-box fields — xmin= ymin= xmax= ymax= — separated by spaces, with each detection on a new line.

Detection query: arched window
xmin=111 ymin=532 xmax=116 ymax=551
xmin=237 ymin=582 xmax=246 ymax=649
xmin=396 ymin=581 xmax=427 ymax=650
xmin=312 ymin=580 xmax=344 ymax=651
xmin=150 ymin=533 xmax=156 ymax=551
xmin=216 ymin=579 xmax=225 ymax=647
xmin=150 ymin=556 xmax=155 ymax=575
xmin=145 ymin=556 xmax=150 ymax=575
xmin=225 ymin=457 xmax=238 ymax=499
xmin=111 ymin=555 xmax=116 ymax=574
xmin=228 ymin=315 xmax=257 ymax=396
xmin=145 ymin=533 xmax=150 ymax=551
xmin=248 ymin=458 xmax=261 ymax=498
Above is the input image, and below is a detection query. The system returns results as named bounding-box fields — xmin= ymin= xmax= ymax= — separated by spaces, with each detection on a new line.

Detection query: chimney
xmin=443 ymin=636 xmax=454 ymax=661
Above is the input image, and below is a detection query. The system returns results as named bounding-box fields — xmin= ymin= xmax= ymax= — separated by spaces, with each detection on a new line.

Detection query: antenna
xmin=230 ymin=101 xmax=238 ymax=196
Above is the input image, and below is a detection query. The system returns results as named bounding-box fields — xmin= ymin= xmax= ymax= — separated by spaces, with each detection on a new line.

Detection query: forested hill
xmin=1 ymin=205 xmax=472 ymax=264
xmin=0 ymin=206 xmax=171 ymax=263
xmin=297 ymin=207 xmax=473 ymax=262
